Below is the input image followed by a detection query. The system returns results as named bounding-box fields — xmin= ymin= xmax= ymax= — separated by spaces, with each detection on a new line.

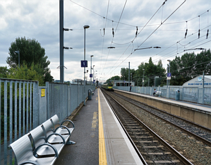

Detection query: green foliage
xmin=7 ymin=62 xmax=44 ymax=85
xmin=7 ymin=37 xmax=53 ymax=83
xmin=0 ymin=66 xmax=8 ymax=78
xmin=120 ymin=68 xmax=135 ymax=81
xmin=106 ymin=75 xmax=121 ymax=85
xmin=134 ymin=58 xmax=166 ymax=86
xmin=105 ymin=49 xmax=211 ymax=87
xmin=170 ymin=49 xmax=211 ymax=85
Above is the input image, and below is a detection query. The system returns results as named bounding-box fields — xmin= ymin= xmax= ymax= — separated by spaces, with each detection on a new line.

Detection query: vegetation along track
xmin=102 ymin=89 xmax=193 ymax=165
xmin=103 ymin=89 xmax=211 ymax=165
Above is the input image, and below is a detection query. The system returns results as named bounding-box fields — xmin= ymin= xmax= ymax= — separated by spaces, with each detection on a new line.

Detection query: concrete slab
xmin=99 ymin=89 xmax=143 ymax=165
xmin=54 ymin=90 xmax=98 ymax=165
xmin=55 ymin=89 xmax=143 ymax=165
xmin=115 ymin=89 xmax=211 ymax=113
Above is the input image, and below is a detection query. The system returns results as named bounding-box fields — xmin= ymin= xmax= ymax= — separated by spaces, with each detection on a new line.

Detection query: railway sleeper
xmin=142 ymin=145 xmax=164 ymax=149
xmin=142 ymin=152 xmax=171 ymax=155
xmin=146 ymin=160 xmax=180 ymax=164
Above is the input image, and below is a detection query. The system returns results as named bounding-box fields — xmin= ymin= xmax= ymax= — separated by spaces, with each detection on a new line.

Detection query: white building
xmin=183 ymin=75 xmax=211 ymax=87
xmin=112 ymin=80 xmax=135 ymax=86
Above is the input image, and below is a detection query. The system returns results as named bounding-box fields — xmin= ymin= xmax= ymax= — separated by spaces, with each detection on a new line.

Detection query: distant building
xmin=72 ymin=79 xmax=83 ymax=85
xmin=183 ymin=75 xmax=211 ymax=87
xmin=112 ymin=80 xmax=135 ymax=86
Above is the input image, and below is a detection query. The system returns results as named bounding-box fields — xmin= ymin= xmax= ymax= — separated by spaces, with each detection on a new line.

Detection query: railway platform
xmin=54 ymin=88 xmax=143 ymax=165
xmin=114 ymin=89 xmax=211 ymax=129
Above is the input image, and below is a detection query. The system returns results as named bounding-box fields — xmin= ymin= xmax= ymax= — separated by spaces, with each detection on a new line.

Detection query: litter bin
xmin=175 ymin=90 xmax=180 ymax=101
xmin=88 ymin=89 xmax=92 ymax=100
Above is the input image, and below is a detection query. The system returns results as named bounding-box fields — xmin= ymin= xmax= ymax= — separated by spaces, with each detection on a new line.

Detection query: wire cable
xmin=109 ymin=0 xmax=186 ymax=74
xmin=101 ymin=0 xmax=128 ymax=74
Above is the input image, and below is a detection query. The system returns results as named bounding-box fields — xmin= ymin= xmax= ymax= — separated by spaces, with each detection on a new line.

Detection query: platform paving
xmin=54 ymin=91 xmax=98 ymax=165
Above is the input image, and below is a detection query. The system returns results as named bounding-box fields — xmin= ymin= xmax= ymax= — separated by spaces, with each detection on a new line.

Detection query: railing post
xmin=45 ymin=82 xmax=50 ymax=119
xmin=33 ymin=82 xmax=39 ymax=129
xmin=4 ymin=80 xmax=7 ymax=165
xmin=0 ymin=80 xmax=1 ymax=163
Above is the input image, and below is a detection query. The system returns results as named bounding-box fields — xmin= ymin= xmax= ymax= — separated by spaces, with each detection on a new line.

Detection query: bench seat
xmin=10 ymin=135 xmax=57 ymax=165
xmin=10 ymin=114 xmax=75 ymax=164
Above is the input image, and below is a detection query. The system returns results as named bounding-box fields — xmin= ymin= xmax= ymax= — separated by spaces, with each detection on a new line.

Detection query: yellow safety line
xmin=98 ymin=89 xmax=107 ymax=165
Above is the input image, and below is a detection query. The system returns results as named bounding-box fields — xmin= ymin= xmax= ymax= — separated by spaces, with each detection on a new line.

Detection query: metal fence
xmin=114 ymin=85 xmax=211 ymax=105
xmin=0 ymin=79 xmax=39 ymax=165
xmin=0 ymin=78 xmax=95 ymax=165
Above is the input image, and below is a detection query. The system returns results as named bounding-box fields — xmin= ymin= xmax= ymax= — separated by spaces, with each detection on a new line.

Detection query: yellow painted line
xmin=98 ymin=89 xmax=107 ymax=165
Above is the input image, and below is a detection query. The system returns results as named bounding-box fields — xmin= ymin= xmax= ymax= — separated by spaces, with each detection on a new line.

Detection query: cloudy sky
xmin=0 ymin=0 xmax=211 ymax=83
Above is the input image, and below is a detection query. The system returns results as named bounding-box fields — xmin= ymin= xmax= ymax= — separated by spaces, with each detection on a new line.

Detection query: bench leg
xmin=66 ymin=140 xmax=76 ymax=145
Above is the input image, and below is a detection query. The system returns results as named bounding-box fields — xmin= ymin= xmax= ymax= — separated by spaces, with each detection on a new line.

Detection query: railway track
xmin=102 ymin=89 xmax=193 ymax=165
xmin=112 ymin=91 xmax=211 ymax=147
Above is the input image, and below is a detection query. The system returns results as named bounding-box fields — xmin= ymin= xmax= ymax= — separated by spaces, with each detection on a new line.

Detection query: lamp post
xmin=93 ymin=65 xmax=95 ymax=84
xmin=15 ymin=51 xmax=20 ymax=67
xmin=142 ymin=69 xmax=145 ymax=87
xmin=131 ymin=73 xmax=132 ymax=82
xmin=83 ymin=25 xmax=89 ymax=105
xmin=167 ymin=60 xmax=171 ymax=86
xmin=90 ymin=55 xmax=94 ymax=82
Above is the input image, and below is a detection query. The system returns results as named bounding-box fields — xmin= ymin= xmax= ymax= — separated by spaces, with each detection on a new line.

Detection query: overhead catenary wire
xmin=69 ymin=0 xmax=210 ymax=30
xmin=100 ymin=0 xmax=111 ymax=75
xmin=68 ymin=0 xmax=209 ymax=79
xmin=156 ymin=39 xmax=211 ymax=64
xmin=106 ymin=0 xmax=169 ymax=75
xmin=152 ymin=24 xmax=211 ymax=63
xmin=108 ymin=0 xmax=186 ymax=75
xmin=152 ymin=36 xmax=210 ymax=65
xmin=101 ymin=0 xmax=128 ymax=74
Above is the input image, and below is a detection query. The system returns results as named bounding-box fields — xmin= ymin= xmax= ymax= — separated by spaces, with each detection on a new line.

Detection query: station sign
xmin=167 ymin=73 xmax=171 ymax=80
xmin=81 ymin=60 xmax=88 ymax=67
xmin=167 ymin=73 xmax=171 ymax=77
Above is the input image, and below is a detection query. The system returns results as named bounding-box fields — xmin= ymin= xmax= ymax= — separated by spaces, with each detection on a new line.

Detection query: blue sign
xmin=167 ymin=73 xmax=171 ymax=77
xmin=81 ymin=60 xmax=88 ymax=67
xmin=90 ymin=74 xmax=93 ymax=78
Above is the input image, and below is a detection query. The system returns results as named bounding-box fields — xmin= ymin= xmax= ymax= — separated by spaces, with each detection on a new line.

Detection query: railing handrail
xmin=0 ymin=78 xmax=38 ymax=83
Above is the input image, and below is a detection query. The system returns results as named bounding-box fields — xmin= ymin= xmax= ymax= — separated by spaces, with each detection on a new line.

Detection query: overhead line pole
xmin=60 ymin=0 xmax=64 ymax=83
xmin=128 ymin=62 xmax=130 ymax=83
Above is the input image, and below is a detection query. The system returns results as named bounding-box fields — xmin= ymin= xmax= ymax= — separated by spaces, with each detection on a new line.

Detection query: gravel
xmin=113 ymin=93 xmax=211 ymax=165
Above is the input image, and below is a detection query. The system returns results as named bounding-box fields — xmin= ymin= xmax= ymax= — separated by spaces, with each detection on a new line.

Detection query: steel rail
xmin=102 ymin=89 xmax=193 ymax=165
xmin=102 ymin=90 xmax=147 ymax=165
xmin=113 ymin=92 xmax=211 ymax=147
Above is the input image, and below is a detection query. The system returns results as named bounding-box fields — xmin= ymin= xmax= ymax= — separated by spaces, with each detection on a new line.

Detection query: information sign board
xmin=81 ymin=60 xmax=88 ymax=67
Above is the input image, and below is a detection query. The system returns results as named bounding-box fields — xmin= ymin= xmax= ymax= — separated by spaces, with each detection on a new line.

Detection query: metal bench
xmin=9 ymin=115 xmax=75 ymax=165
xmin=10 ymin=134 xmax=58 ymax=165
xmin=29 ymin=125 xmax=64 ymax=158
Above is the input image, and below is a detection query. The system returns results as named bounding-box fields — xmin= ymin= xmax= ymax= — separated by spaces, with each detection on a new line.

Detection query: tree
xmin=195 ymin=49 xmax=211 ymax=76
xmin=7 ymin=62 xmax=44 ymax=85
xmin=135 ymin=58 xmax=166 ymax=86
xmin=120 ymin=68 xmax=135 ymax=81
xmin=169 ymin=49 xmax=211 ymax=85
xmin=106 ymin=76 xmax=121 ymax=85
xmin=7 ymin=37 xmax=53 ymax=83
xmin=0 ymin=67 xmax=8 ymax=78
